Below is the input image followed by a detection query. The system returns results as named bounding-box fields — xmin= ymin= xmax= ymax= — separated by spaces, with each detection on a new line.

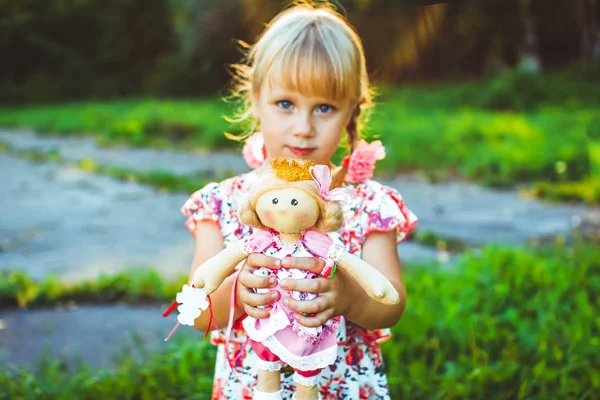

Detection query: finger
xmin=281 ymin=257 xmax=324 ymax=274
xmin=280 ymin=276 xmax=329 ymax=293
xmin=292 ymin=309 xmax=335 ymax=328
xmin=247 ymin=253 xmax=282 ymax=269
xmin=283 ymin=295 xmax=330 ymax=315
xmin=239 ymin=268 xmax=278 ymax=290
xmin=244 ymin=305 xmax=272 ymax=320
xmin=240 ymin=290 xmax=280 ymax=308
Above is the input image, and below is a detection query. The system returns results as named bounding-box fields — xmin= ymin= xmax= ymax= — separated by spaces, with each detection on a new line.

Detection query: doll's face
xmin=255 ymin=188 xmax=320 ymax=233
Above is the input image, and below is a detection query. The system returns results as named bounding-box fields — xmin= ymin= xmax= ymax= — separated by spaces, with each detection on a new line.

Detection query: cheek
xmin=260 ymin=210 xmax=275 ymax=224
xmin=321 ymin=121 xmax=344 ymax=144
xmin=294 ymin=211 xmax=315 ymax=227
xmin=261 ymin=125 xmax=285 ymax=151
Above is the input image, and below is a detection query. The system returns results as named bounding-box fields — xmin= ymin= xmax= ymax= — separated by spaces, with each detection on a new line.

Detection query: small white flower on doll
xmin=174 ymin=284 xmax=209 ymax=326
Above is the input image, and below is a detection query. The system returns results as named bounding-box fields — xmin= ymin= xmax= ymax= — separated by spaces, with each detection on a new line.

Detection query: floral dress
xmin=181 ymin=171 xmax=418 ymax=400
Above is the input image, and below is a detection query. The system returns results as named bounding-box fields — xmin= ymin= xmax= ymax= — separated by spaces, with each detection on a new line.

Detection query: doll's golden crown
xmin=271 ymin=159 xmax=315 ymax=181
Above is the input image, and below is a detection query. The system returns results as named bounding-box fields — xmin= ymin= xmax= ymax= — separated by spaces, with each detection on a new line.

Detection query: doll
xmin=170 ymin=159 xmax=399 ymax=400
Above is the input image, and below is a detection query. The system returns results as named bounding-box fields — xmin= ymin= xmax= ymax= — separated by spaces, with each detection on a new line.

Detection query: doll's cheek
xmin=294 ymin=211 xmax=317 ymax=228
xmin=294 ymin=211 xmax=308 ymax=224
xmin=261 ymin=210 xmax=275 ymax=224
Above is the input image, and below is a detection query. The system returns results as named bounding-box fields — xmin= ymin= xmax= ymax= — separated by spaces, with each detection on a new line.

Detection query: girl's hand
xmin=278 ymin=257 xmax=346 ymax=328
xmin=236 ymin=253 xmax=282 ymax=319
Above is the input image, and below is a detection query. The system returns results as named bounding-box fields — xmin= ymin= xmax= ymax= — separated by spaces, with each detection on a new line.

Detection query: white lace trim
xmin=256 ymin=358 xmax=283 ymax=371
xmin=327 ymin=243 xmax=344 ymax=263
xmin=241 ymin=239 xmax=253 ymax=256
xmin=290 ymin=318 xmax=339 ymax=345
xmin=242 ymin=306 xmax=290 ymax=342
xmin=261 ymin=334 xmax=338 ymax=371
xmin=292 ymin=372 xmax=320 ymax=387
xmin=253 ymin=389 xmax=283 ymax=400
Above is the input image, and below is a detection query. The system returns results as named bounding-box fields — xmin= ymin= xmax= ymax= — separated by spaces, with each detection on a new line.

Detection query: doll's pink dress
xmin=239 ymin=229 xmax=344 ymax=372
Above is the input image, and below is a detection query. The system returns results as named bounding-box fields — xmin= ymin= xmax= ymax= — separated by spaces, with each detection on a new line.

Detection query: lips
xmin=287 ymin=146 xmax=316 ymax=157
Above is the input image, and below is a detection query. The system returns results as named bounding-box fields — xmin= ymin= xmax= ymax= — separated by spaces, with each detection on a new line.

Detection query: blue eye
xmin=318 ymin=104 xmax=334 ymax=113
xmin=277 ymin=100 xmax=293 ymax=110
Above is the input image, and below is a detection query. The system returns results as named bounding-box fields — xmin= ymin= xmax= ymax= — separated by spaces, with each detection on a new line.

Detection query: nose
xmin=292 ymin=111 xmax=314 ymax=139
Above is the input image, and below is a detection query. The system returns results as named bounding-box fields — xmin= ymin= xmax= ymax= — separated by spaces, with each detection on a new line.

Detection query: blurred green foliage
xmin=1 ymin=0 xmax=181 ymax=103
xmin=0 ymin=99 xmax=240 ymax=150
xmin=0 ymin=269 xmax=184 ymax=309
xmin=386 ymin=243 xmax=600 ymax=399
xmin=1 ymin=337 xmax=217 ymax=400
xmin=1 ymin=242 xmax=598 ymax=398
xmin=0 ymin=0 xmax=594 ymax=103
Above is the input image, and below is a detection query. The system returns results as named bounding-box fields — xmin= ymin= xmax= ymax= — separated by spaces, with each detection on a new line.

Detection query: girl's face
xmin=252 ymin=81 xmax=354 ymax=166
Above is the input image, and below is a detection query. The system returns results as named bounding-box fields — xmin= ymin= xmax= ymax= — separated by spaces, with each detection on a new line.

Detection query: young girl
xmin=181 ymin=2 xmax=418 ymax=399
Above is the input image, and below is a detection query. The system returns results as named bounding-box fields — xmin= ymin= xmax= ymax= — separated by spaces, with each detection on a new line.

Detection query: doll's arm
xmin=192 ymin=246 xmax=248 ymax=295
xmin=337 ymin=252 xmax=400 ymax=306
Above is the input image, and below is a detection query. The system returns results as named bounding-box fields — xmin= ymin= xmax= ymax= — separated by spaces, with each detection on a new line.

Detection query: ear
xmin=314 ymin=202 xmax=344 ymax=233
xmin=238 ymin=198 xmax=268 ymax=230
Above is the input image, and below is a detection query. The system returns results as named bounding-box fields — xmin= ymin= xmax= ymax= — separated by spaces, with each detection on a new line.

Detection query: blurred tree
xmin=0 ymin=0 xmax=596 ymax=103
xmin=165 ymin=0 xmax=256 ymax=94
xmin=0 ymin=0 xmax=178 ymax=103
xmin=347 ymin=1 xmax=448 ymax=83
xmin=577 ymin=0 xmax=600 ymax=63
xmin=518 ymin=0 xmax=541 ymax=73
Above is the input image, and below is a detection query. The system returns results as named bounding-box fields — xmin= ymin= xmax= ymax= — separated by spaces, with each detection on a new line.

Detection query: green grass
xmin=527 ymin=177 xmax=600 ymax=205
xmin=1 ymin=64 xmax=599 ymax=202
xmin=386 ymin=243 xmax=600 ymax=399
xmin=80 ymin=160 xmax=219 ymax=194
xmin=0 ymin=269 xmax=184 ymax=309
xmin=0 ymin=98 xmax=243 ymax=150
xmin=408 ymin=229 xmax=469 ymax=253
xmin=1 ymin=241 xmax=598 ymax=398
xmin=370 ymin=106 xmax=593 ymax=186
xmin=1 ymin=338 xmax=217 ymax=400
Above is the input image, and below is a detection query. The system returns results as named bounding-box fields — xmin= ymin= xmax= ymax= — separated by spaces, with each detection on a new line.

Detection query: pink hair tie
xmin=242 ymin=132 xmax=266 ymax=169
xmin=341 ymin=139 xmax=386 ymax=183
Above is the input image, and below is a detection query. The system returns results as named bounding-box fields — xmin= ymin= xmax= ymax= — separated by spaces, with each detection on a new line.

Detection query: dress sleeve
xmin=180 ymin=182 xmax=223 ymax=238
xmin=360 ymin=183 xmax=418 ymax=244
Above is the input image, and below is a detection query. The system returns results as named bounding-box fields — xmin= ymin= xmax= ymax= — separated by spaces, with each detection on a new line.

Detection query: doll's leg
xmin=292 ymin=368 xmax=322 ymax=400
xmin=250 ymin=339 xmax=283 ymax=400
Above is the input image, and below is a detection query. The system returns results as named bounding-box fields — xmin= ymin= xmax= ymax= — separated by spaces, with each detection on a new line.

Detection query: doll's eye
xmin=291 ymin=199 xmax=298 ymax=206
xmin=272 ymin=198 xmax=279 ymax=204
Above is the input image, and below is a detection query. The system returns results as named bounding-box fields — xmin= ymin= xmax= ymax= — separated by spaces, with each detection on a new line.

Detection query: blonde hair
xmin=227 ymin=1 xmax=373 ymax=155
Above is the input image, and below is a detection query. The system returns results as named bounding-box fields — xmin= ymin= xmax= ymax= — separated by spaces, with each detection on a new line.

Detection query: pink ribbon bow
xmin=309 ymin=165 xmax=355 ymax=203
